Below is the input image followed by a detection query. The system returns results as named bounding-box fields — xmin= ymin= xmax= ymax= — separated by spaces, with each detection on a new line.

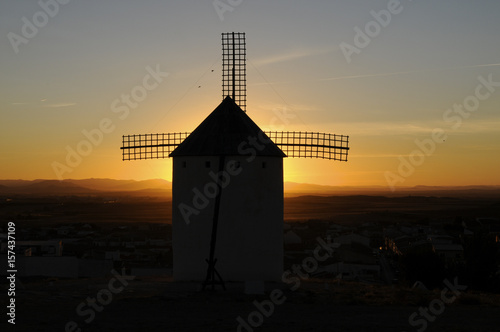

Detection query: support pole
xmin=202 ymin=155 xmax=226 ymax=291
xmin=232 ymin=32 xmax=236 ymax=100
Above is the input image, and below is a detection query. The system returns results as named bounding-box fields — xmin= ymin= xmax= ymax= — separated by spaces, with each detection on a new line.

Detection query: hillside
xmin=0 ymin=179 xmax=499 ymax=198
xmin=0 ymin=178 xmax=171 ymax=195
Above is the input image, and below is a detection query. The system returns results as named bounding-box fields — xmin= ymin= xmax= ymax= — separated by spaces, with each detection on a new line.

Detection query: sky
xmin=1 ymin=0 xmax=499 ymax=188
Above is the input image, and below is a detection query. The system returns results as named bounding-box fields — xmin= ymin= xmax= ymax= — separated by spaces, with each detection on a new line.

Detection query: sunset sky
xmin=1 ymin=0 xmax=499 ymax=188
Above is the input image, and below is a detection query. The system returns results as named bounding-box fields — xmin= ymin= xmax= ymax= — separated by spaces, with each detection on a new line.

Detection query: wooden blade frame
xmin=121 ymin=131 xmax=349 ymax=161
xmin=222 ymin=32 xmax=246 ymax=111
xmin=121 ymin=133 xmax=189 ymax=161
xmin=266 ymin=131 xmax=349 ymax=161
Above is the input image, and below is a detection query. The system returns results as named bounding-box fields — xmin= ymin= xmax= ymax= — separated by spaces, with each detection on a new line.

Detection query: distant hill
xmin=0 ymin=179 xmax=499 ymax=197
xmin=66 ymin=178 xmax=171 ymax=191
xmin=24 ymin=180 xmax=94 ymax=194
xmin=284 ymin=182 xmax=500 ymax=197
xmin=0 ymin=180 xmax=95 ymax=195
xmin=0 ymin=179 xmax=46 ymax=187
xmin=0 ymin=178 xmax=171 ymax=195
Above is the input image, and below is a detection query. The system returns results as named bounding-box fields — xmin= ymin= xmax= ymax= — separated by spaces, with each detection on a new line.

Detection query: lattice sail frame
xmin=121 ymin=133 xmax=189 ymax=160
xmin=121 ymin=132 xmax=349 ymax=161
xmin=222 ymin=32 xmax=246 ymax=111
xmin=266 ymin=132 xmax=348 ymax=161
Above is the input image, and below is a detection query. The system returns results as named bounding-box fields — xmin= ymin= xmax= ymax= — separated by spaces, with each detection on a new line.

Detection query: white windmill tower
xmin=121 ymin=33 xmax=349 ymax=289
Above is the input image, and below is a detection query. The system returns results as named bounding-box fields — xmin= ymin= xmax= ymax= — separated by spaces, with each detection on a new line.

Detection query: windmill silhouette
xmin=121 ymin=32 xmax=349 ymax=290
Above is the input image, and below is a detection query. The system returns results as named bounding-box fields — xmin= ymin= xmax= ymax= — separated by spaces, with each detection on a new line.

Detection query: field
xmin=9 ymin=276 xmax=500 ymax=332
xmin=1 ymin=191 xmax=500 ymax=331
xmin=2 ymin=190 xmax=499 ymax=226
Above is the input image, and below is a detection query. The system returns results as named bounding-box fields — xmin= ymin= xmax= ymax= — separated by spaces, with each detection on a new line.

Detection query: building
xmin=170 ymin=97 xmax=285 ymax=281
xmin=431 ymin=243 xmax=464 ymax=266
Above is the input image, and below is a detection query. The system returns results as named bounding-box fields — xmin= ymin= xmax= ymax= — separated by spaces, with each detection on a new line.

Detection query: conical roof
xmin=169 ymin=96 xmax=285 ymax=157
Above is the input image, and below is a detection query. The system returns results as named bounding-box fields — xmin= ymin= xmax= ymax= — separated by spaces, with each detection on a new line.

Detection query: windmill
xmin=121 ymin=32 xmax=349 ymax=289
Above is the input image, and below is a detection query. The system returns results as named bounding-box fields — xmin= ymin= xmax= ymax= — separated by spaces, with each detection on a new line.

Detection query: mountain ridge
xmin=0 ymin=178 xmax=499 ymax=197
xmin=0 ymin=178 xmax=171 ymax=194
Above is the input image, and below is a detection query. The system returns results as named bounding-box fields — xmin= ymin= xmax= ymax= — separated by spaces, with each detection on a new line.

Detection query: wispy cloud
xmin=326 ymin=120 xmax=439 ymax=136
xmin=43 ymin=103 xmax=77 ymax=108
xmin=10 ymin=100 xmax=77 ymax=108
xmin=255 ymin=102 xmax=318 ymax=112
xmin=335 ymin=118 xmax=500 ymax=136
xmin=252 ymin=48 xmax=332 ymax=67
xmin=460 ymin=144 xmax=500 ymax=151
xmin=451 ymin=119 xmax=500 ymax=134
xmin=349 ymin=154 xmax=404 ymax=158
xmin=321 ymin=63 xmax=500 ymax=82
xmin=250 ymin=63 xmax=500 ymax=87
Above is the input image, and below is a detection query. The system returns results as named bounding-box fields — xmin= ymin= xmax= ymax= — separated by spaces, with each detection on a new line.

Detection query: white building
xmin=170 ymin=97 xmax=285 ymax=281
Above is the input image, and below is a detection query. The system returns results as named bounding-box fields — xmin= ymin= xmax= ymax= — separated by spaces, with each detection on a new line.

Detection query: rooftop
xmin=169 ymin=96 xmax=285 ymax=157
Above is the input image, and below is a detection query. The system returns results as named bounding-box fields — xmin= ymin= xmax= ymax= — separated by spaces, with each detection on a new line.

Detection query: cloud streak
xmin=43 ymin=103 xmax=77 ymax=108
xmin=336 ymin=118 xmax=500 ymax=136
xmin=10 ymin=101 xmax=77 ymax=108
xmin=250 ymin=63 xmax=500 ymax=87
xmin=321 ymin=63 xmax=500 ymax=82
xmin=252 ymin=48 xmax=332 ymax=67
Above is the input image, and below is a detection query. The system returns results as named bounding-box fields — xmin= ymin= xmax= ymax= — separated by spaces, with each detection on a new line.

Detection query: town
xmin=1 ymin=192 xmax=499 ymax=293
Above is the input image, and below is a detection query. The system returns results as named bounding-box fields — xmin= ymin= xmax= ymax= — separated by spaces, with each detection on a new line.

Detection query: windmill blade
xmin=222 ymin=32 xmax=246 ymax=111
xmin=121 ymin=130 xmax=349 ymax=162
xmin=121 ymin=133 xmax=189 ymax=161
xmin=265 ymin=131 xmax=349 ymax=162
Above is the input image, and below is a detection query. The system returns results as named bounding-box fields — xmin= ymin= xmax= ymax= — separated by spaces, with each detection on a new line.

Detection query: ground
xmin=4 ymin=276 xmax=500 ymax=332
xmin=2 ymin=193 xmax=499 ymax=331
